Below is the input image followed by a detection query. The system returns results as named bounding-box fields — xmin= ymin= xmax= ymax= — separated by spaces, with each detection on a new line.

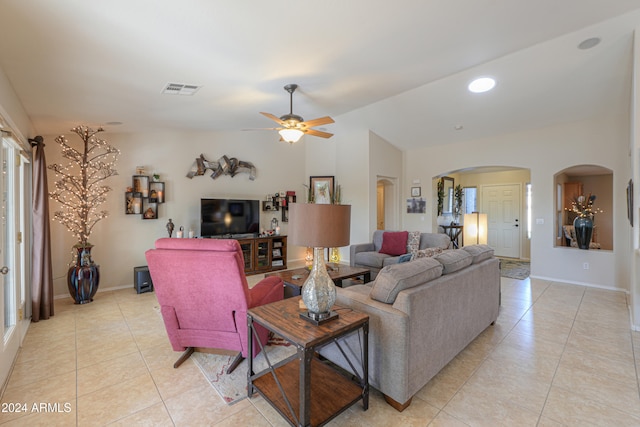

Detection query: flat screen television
xmin=201 ymin=198 xmax=260 ymax=238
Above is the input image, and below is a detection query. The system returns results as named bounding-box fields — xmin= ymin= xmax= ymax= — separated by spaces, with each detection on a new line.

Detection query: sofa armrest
xmin=350 ymin=243 xmax=375 ymax=266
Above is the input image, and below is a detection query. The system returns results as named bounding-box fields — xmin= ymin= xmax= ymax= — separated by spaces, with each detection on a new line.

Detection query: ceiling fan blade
xmin=260 ymin=112 xmax=287 ymax=126
xmin=242 ymin=127 xmax=283 ymax=131
xmin=304 ymin=128 xmax=333 ymax=139
xmin=300 ymin=116 xmax=334 ymax=128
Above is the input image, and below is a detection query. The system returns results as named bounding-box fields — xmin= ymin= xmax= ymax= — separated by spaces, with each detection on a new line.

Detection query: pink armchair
xmin=145 ymin=238 xmax=284 ymax=373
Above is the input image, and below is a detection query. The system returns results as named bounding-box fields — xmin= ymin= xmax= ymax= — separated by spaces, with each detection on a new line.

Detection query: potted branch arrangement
xmin=48 ymin=126 xmax=119 ymax=304
xmin=453 ymin=185 xmax=464 ymax=224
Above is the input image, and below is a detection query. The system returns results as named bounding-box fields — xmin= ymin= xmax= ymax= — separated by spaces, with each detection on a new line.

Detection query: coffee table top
xmin=265 ymin=265 xmax=370 ymax=288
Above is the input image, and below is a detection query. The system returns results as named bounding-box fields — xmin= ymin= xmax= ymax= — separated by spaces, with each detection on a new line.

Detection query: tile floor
xmin=1 ymin=275 xmax=639 ymax=426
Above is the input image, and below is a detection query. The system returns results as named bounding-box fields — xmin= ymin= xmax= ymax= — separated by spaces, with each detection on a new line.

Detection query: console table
xmin=441 ymin=224 xmax=463 ymax=249
xmin=248 ymin=297 xmax=369 ymax=426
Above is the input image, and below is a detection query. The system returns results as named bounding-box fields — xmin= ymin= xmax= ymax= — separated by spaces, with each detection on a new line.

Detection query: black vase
xmin=573 ymin=216 xmax=594 ymax=250
xmin=67 ymin=244 xmax=100 ymax=304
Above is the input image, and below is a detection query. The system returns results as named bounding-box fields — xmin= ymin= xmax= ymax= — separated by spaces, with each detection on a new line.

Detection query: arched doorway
xmin=377 ymin=177 xmax=398 ymax=230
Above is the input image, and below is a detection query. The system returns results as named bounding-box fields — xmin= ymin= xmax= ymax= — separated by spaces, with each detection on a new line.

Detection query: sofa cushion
xmin=434 ymin=250 xmax=473 ymax=274
xmin=369 ymin=257 xmax=443 ymax=304
xmin=410 ymin=246 xmax=443 ymax=261
xmin=355 ymin=251 xmax=391 ymax=269
xmin=379 ymin=231 xmax=409 ymax=256
xmin=406 ymin=231 xmax=421 ymax=254
xmin=462 ymin=244 xmax=494 ymax=264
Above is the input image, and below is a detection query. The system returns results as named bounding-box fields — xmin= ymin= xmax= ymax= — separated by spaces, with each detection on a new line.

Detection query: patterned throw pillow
xmin=406 ymin=231 xmax=421 ymax=254
xmin=410 ymin=247 xmax=443 ymax=261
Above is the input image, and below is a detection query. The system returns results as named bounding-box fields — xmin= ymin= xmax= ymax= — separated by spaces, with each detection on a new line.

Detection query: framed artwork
xmin=407 ymin=198 xmax=426 ymax=214
xmin=411 ymin=186 xmax=421 ymax=197
xmin=310 ymin=176 xmax=334 ymax=204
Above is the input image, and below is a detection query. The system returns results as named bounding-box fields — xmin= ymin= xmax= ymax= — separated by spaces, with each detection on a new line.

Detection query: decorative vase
xmin=573 ymin=215 xmax=594 ymax=250
xmin=67 ymin=244 xmax=100 ymax=304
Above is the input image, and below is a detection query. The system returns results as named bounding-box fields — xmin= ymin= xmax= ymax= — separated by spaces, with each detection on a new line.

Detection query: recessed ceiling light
xmin=578 ymin=37 xmax=601 ymax=50
xmin=468 ymin=77 xmax=496 ymax=93
xmin=454 ymin=124 xmax=464 ymax=131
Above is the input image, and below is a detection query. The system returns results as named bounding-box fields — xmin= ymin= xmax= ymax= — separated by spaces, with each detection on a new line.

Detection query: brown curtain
xmin=31 ymin=137 xmax=54 ymax=321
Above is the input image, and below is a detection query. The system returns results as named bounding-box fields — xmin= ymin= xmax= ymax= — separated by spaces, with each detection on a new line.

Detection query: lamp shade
xmin=463 ymin=212 xmax=488 ymax=245
xmin=279 ymin=128 xmax=304 ymax=143
xmin=289 ymin=204 xmax=351 ymax=248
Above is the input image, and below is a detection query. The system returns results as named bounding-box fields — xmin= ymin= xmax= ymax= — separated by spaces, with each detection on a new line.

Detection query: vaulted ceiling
xmin=0 ymin=1 xmax=638 ymax=151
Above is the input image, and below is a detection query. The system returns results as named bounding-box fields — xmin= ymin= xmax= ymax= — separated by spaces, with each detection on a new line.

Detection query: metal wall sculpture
xmin=186 ymin=154 xmax=256 ymax=180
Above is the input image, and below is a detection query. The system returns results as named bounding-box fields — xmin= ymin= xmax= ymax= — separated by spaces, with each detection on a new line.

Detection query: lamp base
xmin=299 ymin=310 xmax=339 ymax=326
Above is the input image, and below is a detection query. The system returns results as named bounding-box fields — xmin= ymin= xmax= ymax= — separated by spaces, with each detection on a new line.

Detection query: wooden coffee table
xmin=266 ymin=265 xmax=371 ymax=298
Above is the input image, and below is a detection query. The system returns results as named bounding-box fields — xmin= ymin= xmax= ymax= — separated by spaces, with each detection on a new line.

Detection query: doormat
xmin=191 ymin=333 xmax=296 ymax=405
xmin=499 ymin=259 xmax=530 ymax=280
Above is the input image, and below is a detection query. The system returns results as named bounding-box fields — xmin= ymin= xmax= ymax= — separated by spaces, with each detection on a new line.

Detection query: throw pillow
xmin=369 ymin=258 xmax=443 ymax=304
xmin=410 ymin=247 xmax=443 ymax=261
xmin=406 ymin=231 xmax=421 ymax=254
xmin=398 ymin=253 xmax=413 ymax=263
xmin=379 ymin=231 xmax=409 ymax=256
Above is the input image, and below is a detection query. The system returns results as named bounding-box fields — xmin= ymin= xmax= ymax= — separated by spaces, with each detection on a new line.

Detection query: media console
xmin=236 ymin=235 xmax=287 ymax=274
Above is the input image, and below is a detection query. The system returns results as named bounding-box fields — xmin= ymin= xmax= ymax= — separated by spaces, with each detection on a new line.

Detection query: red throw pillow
xmin=379 ymin=231 xmax=409 ymax=256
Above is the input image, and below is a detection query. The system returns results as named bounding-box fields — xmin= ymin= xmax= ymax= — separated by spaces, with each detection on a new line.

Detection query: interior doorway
xmin=377 ymin=177 xmax=398 ymax=231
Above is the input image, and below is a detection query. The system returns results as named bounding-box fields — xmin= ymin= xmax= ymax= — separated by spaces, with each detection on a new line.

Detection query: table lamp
xmin=289 ymin=203 xmax=351 ymax=324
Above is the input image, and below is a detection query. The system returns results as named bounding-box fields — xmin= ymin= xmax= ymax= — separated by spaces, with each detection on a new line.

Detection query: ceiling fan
xmin=259 ymin=84 xmax=334 ymax=144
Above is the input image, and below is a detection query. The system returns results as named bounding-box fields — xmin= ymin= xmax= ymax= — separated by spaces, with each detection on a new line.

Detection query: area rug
xmin=192 ymin=333 xmax=296 ymax=405
xmin=499 ymin=258 xmax=530 ymax=279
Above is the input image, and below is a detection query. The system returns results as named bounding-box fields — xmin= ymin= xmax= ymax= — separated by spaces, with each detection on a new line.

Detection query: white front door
xmin=0 ymin=138 xmax=22 ymax=388
xmin=482 ymin=184 xmax=521 ymax=258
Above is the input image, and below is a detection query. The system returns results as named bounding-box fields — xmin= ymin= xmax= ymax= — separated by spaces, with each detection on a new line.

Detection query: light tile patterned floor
xmin=1 ymin=276 xmax=638 ymax=426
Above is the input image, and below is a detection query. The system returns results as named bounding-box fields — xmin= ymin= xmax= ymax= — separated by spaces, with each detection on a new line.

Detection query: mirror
xmin=441 ymin=177 xmax=454 ymax=215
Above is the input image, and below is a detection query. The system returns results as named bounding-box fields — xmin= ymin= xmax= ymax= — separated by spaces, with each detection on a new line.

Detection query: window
xmin=463 ymin=187 xmax=477 ymax=214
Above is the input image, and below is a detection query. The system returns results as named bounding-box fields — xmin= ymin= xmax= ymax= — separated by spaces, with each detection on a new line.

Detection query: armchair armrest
xmin=248 ymin=276 xmax=284 ymax=308
xmin=350 ymin=242 xmax=375 ymax=266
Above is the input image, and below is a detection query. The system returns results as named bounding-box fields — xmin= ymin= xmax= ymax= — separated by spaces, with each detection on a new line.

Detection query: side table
xmin=248 ymin=297 xmax=369 ymax=427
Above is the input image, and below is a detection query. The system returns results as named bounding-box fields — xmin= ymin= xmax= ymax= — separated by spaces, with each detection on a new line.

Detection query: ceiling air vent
xmin=162 ymin=83 xmax=201 ymax=95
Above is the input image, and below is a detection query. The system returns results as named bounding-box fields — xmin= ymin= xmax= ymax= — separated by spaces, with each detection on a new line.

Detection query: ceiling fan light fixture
xmin=279 ymin=128 xmax=304 ymax=144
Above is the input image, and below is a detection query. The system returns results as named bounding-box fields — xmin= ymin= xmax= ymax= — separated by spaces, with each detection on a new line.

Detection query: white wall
xmin=0 ymin=66 xmax=33 ymax=144
xmin=45 ymin=130 xmax=306 ymax=297
xmin=369 ymin=131 xmax=403 ymax=233
xmin=632 ymin=28 xmax=640 ymax=329
xmin=403 ymin=114 xmax=630 ymax=292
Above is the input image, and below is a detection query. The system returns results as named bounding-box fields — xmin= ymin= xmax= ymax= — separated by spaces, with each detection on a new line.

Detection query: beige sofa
xmin=321 ymin=245 xmax=500 ymax=411
xmin=350 ymin=230 xmax=451 ymax=278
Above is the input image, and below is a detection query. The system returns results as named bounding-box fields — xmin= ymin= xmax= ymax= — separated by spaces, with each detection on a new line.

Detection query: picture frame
xmin=310 ymin=176 xmax=334 ymax=204
xmin=407 ymin=197 xmax=426 ymax=214
xmin=411 ymin=186 xmax=421 ymax=197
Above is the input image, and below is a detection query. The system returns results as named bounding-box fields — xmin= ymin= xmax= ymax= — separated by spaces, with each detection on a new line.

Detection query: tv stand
xmin=236 ymin=235 xmax=287 ymax=275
